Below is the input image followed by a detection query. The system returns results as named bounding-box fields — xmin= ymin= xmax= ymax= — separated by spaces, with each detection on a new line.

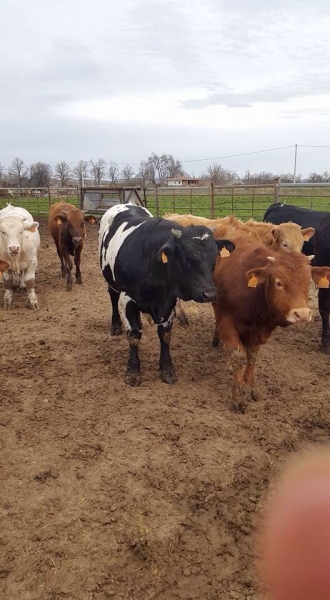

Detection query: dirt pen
xmin=1 ymin=218 xmax=330 ymax=600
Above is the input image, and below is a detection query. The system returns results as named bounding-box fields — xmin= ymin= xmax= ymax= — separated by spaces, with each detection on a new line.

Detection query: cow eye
xmin=1 ymin=230 xmax=6 ymax=235
xmin=281 ymin=241 xmax=289 ymax=248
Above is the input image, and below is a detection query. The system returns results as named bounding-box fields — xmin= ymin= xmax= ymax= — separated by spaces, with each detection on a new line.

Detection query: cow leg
xmin=175 ymin=300 xmax=189 ymax=327
xmin=55 ymin=238 xmax=66 ymax=277
xmin=319 ymin=289 xmax=330 ymax=352
xmin=211 ymin=328 xmax=220 ymax=347
xmin=244 ymin=345 xmax=260 ymax=400
xmin=2 ymin=271 xmax=13 ymax=309
xmin=108 ymin=286 xmax=122 ymax=335
xmin=21 ymin=261 xmax=38 ymax=310
xmin=214 ymin=308 xmax=247 ymax=412
xmin=119 ymin=293 xmax=142 ymax=387
xmin=74 ymin=246 xmax=83 ymax=284
xmin=61 ymin=248 xmax=73 ymax=290
xmin=158 ymin=310 xmax=176 ymax=384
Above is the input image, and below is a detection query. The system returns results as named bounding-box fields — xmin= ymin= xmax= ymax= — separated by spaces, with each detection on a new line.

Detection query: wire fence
xmin=1 ymin=183 xmax=330 ymax=220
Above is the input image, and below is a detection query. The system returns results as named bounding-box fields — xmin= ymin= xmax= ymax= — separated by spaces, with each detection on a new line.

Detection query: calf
xmin=48 ymin=202 xmax=97 ymax=290
xmin=263 ymin=203 xmax=327 ymax=255
xmin=212 ymin=235 xmax=330 ymax=412
xmin=99 ymin=203 xmax=235 ymax=386
xmin=0 ymin=204 xmax=40 ymax=309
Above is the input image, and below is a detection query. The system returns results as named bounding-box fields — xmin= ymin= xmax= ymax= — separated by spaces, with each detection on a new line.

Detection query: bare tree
xmin=29 ymin=162 xmax=53 ymax=187
xmin=322 ymin=171 xmax=330 ymax=182
xmin=90 ymin=158 xmax=106 ymax=186
xmin=72 ymin=160 xmax=89 ymax=186
xmin=55 ymin=161 xmax=71 ymax=187
xmin=242 ymin=171 xmax=276 ymax=184
xmin=109 ymin=161 xmax=120 ymax=183
xmin=121 ymin=164 xmax=134 ymax=183
xmin=166 ymin=155 xmax=185 ymax=178
xmin=137 ymin=160 xmax=155 ymax=185
xmin=307 ymin=172 xmax=323 ymax=183
xmin=9 ymin=157 xmax=27 ymax=186
xmin=206 ymin=163 xmax=238 ymax=185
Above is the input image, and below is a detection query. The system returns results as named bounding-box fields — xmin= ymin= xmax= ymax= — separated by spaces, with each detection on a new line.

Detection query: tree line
xmin=0 ymin=154 xmax=329 ymax=188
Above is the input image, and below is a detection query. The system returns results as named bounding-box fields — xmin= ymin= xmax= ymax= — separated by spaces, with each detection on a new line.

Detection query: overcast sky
xmin=1 ymin=0 xmax=330 ymax=177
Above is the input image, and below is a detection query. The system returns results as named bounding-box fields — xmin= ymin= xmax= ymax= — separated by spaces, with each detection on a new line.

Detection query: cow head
xmin=55 ymin=209 xmax=97 ymax=248
xmin=277 ymin=223 xmax=315 ymax=252
xmin=157 ymin=225 xmax=235 ymax=303
xmin=0 ymin=217 xmax=39 ymax=257
xmin=245 ymin=252 xmax=330 ymax=325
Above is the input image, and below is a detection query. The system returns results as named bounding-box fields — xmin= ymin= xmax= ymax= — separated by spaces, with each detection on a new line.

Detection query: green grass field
xmin=2 ymin=189 xmax=330 ymax=221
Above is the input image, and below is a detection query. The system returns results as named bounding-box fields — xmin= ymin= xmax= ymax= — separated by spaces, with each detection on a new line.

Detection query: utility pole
xmin=293 ymin=144 xmax=298 ymax=183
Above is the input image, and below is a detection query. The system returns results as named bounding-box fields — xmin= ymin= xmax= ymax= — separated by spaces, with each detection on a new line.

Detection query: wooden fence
xmin=1 ymin=183 xmax=330 ymax=220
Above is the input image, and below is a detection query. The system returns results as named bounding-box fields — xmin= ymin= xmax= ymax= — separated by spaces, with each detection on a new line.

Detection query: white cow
xmin=0 ymin=204 xmax=40 ymax=309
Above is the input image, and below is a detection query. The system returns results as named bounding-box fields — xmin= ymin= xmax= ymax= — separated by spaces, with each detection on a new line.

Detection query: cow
xmin=0 ymin=204 xmax=40 ymax=309
xmin=263 ymin=203 xmax=328 ymax=255
xmin=99 ymin=203 xmax=235 ymax=386
xmin=211 ymin=235 xmax=330 ymax=412
xmin=164 ymin=213 xmax=314 ymax=327
xmin=48 ymin=202 xmax=97 ymax=290
xmin=312 ymin=214 xmax=330 ymax=352
xmin=164 ymin=213 xmax=314 ymax=252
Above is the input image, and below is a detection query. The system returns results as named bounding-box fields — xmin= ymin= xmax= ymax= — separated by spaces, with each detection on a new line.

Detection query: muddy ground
xmin=1 ymin=219 xmax=330 ymax=600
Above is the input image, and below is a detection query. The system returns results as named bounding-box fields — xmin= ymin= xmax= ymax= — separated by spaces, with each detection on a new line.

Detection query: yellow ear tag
xmin=161 ymin=252 xmax=168 ymax=263
xmin=318 ymin=276 xmax=330 ymax=288
xmin=247 ymin=274 xmax=258 ymax=288
xmin=55 ymin=218 xmax=62 ymax=225
xmin=220 ymin=247 xmax=230 ymax=258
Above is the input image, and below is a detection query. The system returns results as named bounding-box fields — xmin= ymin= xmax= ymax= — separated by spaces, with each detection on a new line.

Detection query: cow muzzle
xmin=73 ymin=237 xmax=83 ymax=246
xmin=286 ymin=308 xmax=312 ymax=323
xmin=198 ymin=288 xmax=217 ymax=303
xmin=8 ymin=245 xmax=20 ymax=256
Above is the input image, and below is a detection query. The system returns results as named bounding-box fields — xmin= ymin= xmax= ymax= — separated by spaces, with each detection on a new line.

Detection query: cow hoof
xmin=160 ymin=369 xmax=177 ymax=384
xmin=125 ymin=373 xmax=142 ymax=387
xmin=76 ymin=278 xmax=83 ymax=285
xmin=320 ymin=343 xmax=330 ymax=354
xmin=250 ymin=388 xmax=260 ymax=401
xmin=66 ymin=285 xmax=72 ymax=292
xmin=232 ymin=400 xmax=247 ymax=414
xmin=111 ymin=324 xmax=122 ymax=336
xmin=211 ymin=335 xmax=220 ymax=348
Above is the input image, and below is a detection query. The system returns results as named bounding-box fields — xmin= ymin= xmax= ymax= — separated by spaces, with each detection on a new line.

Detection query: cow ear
xmin=55 ymin=215 xmax=66 ymax=225
xmin=215 ymin=239 xmax=235 ymax=257
xmin=156 ymin=241 xmax=175 ymax=263
xmin=311 ymin=267 xmax=330 ymax=288
xmin=301 ymin=227 xmax=315 ymax=241
xmin=23 ymin=221 xmax=39 ymax=232
xmin=0 ymin=260 xmax=9 ymax=275
xmin=245 ymin=267 xmax=268 ymax=287
xmin=85 ymin=215 xmax=97 ymax=224
xmin=264 ymin=227 xmax=279 ymax=245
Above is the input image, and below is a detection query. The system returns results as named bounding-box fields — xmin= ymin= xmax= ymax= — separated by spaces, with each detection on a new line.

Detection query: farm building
xmin=167 ymin=177 xmax=201 ymax=187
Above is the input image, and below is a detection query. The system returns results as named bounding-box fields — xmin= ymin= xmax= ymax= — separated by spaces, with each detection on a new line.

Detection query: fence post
xmin=190 ymin=186 xmax=193 ymax=213
xmin=210 ymin=182 xmax=215 ymax=218
xmin=47 ymin=186 xmax=51 ymax=212
xmin=252 ymin=186 xmax=255 ymax=218
xmin=173 ymin=187 xmax=175 ymax=213
xmin=155 ymin=185 xmax=159 ymax=217
xmin=310 ymin=186 xmax=314 ymax=210
xmin=17 ymin=186 xmax=20 ymax=206
xmin=274 ymin=177 xmax=280 ymax=204
xmin=231 ymin=186 xmax=234 ymax=213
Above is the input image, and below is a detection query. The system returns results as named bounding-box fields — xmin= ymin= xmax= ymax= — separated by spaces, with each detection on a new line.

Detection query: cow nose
xmin=73 ymin=237 xmax=82 ymax=244
xmin=288 ymin=308 xmax=312 ymax=323
xmin=201 ymin=289 xmax=217 ymax=302
xmin=9 ymin=245 xmax=20 ymax=255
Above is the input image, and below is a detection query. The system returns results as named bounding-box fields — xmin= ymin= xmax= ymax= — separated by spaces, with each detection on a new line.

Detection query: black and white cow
xmin=99 ymin=203 xmax=235 ymax=386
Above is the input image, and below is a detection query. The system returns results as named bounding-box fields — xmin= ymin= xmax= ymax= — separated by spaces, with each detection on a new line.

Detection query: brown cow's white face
xmin=277 ymin=223 xmax=315 ymax=253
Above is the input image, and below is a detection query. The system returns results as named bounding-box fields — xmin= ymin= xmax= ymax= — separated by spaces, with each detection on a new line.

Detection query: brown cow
xmin=212 ymin=235 xmax=330 ymax=412
xmin=48 ymin=202 xmax=97 ymax=290
xmin=0 ymin=260 xmax=9 ymax=276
